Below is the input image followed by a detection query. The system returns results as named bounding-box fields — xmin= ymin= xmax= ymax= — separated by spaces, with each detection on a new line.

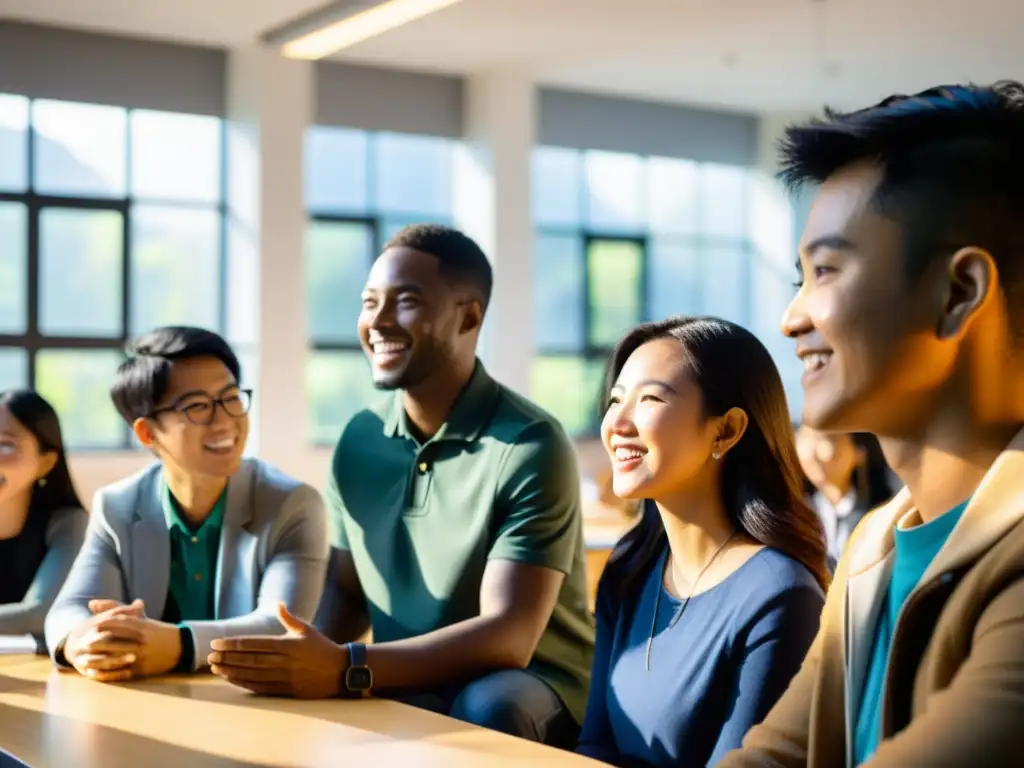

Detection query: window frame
xmin=0 ymin=96 xmax=230 ymax=451
xmin=532 ymin=146 xmax=758 ymax=438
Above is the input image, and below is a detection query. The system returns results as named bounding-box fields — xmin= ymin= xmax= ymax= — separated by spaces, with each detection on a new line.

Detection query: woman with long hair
xmin=575 ymin=318 xmax=828 ymax=767
xmin=0 ymin=390 xmax=86 ymax=644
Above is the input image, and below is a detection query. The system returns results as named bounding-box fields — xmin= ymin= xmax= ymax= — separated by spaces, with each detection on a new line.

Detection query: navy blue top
xmin=577 ymin=547 xmax=825 ymax=767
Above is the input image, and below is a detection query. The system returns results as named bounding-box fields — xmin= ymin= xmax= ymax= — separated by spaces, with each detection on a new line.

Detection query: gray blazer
xmin=44 ymin=458 xmax=328 ymax=670
xmin=0 ymin=507 xmax=87 ymax=639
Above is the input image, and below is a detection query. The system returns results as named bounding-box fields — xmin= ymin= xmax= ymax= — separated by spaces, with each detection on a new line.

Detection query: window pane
xmin=584 ymin=151 xmax=644 ymax=232
xmin=0 ymin=348 xmax=28 ymax=391
xmin=534 ymin=234 xmax=584 ymax=351
xmin=131 ymin=205 xmax=220 ymax=334
xmin=130 ymin=110 xmax=221 ymax=204
xmin=701 ymin=243 xmax=748 ymax=324
xmin=0 ymin=93 xmax=29 ymax=192
xmin=39 ymin=208 xmax=124 ymax=337
xmin=35 ymin=349 xmax=125 ymax=449
xmin=701 ymin=164 xmax=747 ymax=238
xmin=647 ymin=157 xmax=699 ymax=235
xmin=305 ymin=126 xmax=369 ymax=214
xmin=648 ymin=237 xmax=701 ymax=321
xmin=530 ymin=356 xmax=606 ymax=436
xmin=33 ymin=100 xmax=127 ymax=197
xmin=308 ymin=221 xmax=373 ymax=345
xmin=587 ymin=239 xmax=643 ymax=348
xmin=225 ymin=217 xmax=259 ymax=347
xmin=373 ymin=133 xmax=452 ymax=217
xmin=532 ymin=147 xmax=582 ymax=228
xmin=234 ymin=347 xmax=260 ymax=458
xmin=0 ymin=202 xmax=27 ymax=334
xmin=307 ymin=351 xmax=378 ymax=445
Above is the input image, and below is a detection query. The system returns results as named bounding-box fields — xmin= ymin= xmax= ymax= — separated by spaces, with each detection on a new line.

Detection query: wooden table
xmin=0 ymin=656 xmax=600 ymax=767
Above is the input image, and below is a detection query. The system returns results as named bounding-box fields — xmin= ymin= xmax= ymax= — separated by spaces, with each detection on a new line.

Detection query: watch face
xmin=346 ymin=667 xmax=373 ymax=691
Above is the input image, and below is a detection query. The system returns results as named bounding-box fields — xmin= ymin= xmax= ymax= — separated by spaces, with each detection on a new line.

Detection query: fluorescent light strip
xmin=282 ymin=0 xmax=467 ymax=60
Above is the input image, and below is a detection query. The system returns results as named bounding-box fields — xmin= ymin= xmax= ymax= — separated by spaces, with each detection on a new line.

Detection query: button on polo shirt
xmin=161 ymin=479 xmax=226 ymax=623
xmin=327 ymin=360 xmax=596 ymax=725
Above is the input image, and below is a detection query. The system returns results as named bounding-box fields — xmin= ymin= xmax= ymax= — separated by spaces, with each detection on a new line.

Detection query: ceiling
xmin=5 ymin=0 xmax=1023 ymax=113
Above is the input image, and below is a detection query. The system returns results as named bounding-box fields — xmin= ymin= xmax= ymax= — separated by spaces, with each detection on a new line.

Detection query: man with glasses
xmin=44 ymin=326 xmax=328 ymax=682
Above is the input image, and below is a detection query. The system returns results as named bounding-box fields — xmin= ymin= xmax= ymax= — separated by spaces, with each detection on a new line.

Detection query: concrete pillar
xmin=225 ymin=45 xmax=312 ymax=475
xmin=452 ymin=73 xmax=536 ymax=396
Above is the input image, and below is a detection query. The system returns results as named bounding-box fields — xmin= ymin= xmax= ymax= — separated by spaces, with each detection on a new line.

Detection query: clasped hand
xmin=63 ymin=599 xmax=182 ymax=683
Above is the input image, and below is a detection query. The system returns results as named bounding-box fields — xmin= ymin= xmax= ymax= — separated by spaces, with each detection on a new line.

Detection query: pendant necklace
xmin=645 ymin=530 xmax=739 ymax=672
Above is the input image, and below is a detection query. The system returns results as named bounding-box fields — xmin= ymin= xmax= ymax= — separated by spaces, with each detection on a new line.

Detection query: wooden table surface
xmin=0 ymin=655 xmax=600 ymax=767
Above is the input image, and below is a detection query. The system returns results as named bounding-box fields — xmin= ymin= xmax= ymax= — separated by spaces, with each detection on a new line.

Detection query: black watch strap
xmin=174 ymin=625 xmax=195 ymax=673
xmin=342 ymin=641 xmax=372 ymax=697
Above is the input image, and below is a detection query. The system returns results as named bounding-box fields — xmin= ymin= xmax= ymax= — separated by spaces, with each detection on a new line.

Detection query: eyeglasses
xmin=150 ymin=389 xmax=253 ymax=426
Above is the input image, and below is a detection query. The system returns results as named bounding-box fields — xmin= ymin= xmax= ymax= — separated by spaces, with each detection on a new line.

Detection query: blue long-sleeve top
xmin=576 ymin=546 xmax=825 ymax=767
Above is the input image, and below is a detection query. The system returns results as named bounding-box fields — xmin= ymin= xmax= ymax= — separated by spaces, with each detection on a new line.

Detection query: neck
xmin=880 ymin=411 xmax=1022 ymax=524
xmin=402 ymin=357 xmax=476 ymax=441
xmin=654 ymin=474 xmax=736 ymax=585
xmin=163 ymin=466 xmax=227 ymax=528
xmin=819 ymin=474 xmax=853 ymax=507
xmin=0 ymin=490 xmax=32 ymax=540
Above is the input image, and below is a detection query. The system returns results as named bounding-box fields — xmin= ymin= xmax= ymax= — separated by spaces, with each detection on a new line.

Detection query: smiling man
xmin=209 ymin=225 xmax=595 ymax=749
xmin=720 ymin=82 xmax=1024 ymax=767
xmin=44 ymin=326 xmax=328 ymax=682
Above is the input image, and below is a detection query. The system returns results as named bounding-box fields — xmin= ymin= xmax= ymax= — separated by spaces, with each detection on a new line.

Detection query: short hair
xmin=779 ymin=81 xmax=1024 ymax=334
xmin=383 ymin=224 xmax=493 ymax=313
xmin=110 ymin=326 xmax=241 ymax=424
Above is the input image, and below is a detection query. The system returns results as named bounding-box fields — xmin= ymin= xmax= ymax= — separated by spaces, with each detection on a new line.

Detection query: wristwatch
xmin=342 ymin=642 xmax=373 ymax=698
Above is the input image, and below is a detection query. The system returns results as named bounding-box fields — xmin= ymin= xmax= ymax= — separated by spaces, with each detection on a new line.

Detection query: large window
xmin=0 ymin=94 xmax=227 ymax=449
xmin=304 ymin=126 xmax=456 ymax=445
xmin=531 ymin=147 xmax=764 ymax=435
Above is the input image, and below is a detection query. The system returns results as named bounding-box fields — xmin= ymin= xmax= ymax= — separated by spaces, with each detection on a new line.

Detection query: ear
xmin=36 ymin=450 xmax=58 ymax=481
xmin=937 ymin=247 xmax=997 ymax=340
xmin=712 ymin=407 xmax=749 ymax=460
xmin=459 ymin=298 xmax=484 ymax=335
xmin=132 ymin=417 xmax=157 ymax=449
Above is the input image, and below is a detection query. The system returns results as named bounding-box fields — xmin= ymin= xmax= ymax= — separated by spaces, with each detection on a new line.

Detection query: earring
xmin=712 ymin=452 xmax=721 ymax=461
xmin=37 ymin=477 xmax=47 ymax=487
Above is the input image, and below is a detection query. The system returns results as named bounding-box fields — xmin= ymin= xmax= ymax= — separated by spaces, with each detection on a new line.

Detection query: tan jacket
xmin=719 ymin=428 xmax=1024 ymax=767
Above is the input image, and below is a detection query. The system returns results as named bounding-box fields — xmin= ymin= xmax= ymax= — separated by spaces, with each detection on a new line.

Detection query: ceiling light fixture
xmin=279 ymin=0 xmax=467 ymax=60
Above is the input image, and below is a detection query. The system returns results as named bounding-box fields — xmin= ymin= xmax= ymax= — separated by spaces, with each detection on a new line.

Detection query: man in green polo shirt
xmin=210 ymin=225 xmax=595 ymax=748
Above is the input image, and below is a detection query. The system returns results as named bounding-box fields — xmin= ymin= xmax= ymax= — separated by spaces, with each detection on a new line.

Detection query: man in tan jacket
xmin=720 ymin=81 xmax=1024 ymax=767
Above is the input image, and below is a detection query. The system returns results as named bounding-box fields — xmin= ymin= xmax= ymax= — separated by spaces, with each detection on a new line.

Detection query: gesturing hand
xmin=208 ymin=603 xmax=348 ymax=699
xmin=64 ymin=599 xmax=146 ymax=682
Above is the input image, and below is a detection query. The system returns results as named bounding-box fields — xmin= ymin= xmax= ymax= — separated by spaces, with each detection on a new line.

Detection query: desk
xmin=0 ymin=656 xmax=599 ymax=767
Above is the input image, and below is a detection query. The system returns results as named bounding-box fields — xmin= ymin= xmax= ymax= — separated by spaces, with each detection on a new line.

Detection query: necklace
xmin=645 ymin=531 xmax=739 ymax=672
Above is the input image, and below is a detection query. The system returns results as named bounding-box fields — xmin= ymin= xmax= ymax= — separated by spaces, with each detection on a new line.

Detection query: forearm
xmin=366 ymin=614 xmax=532 ymax=692
xmin=187 ymin=611 xmax=286 ymax=670
xmin=0 ymin=601 xmax=49 ymax=638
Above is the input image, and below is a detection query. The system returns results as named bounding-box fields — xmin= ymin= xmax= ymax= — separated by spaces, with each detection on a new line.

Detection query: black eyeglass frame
xmin=148 ymin=388 xmax=254 ymax=425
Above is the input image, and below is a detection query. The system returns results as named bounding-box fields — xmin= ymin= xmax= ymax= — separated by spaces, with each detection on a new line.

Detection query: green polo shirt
xmin=161 ymin=479 xmax=226 ymax=623
xmin=327 ymin=361 xmax=595 ymax=724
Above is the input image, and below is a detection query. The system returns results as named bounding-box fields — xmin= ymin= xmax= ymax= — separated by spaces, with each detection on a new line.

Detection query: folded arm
xmin=0 ymin=508 xmax=87 ymax=640
xmin=44 ymin=503 xmax=129 ymax=664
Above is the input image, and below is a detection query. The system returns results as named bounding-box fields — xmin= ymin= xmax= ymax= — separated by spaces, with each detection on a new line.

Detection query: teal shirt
xmin=162 ymin=480 xmax=226 ymax=623
xmin=853 ymin=500 xmax=969 ymax=765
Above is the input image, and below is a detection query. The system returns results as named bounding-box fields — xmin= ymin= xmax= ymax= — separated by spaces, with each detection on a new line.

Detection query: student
xmin=0 ymin=390 xmax=86 ymax=644
xmin=209 ymin=224 xmax=595 ymax=748
xmin=576 ymin=317 xmax=828 ymax=767
xmin=796 ymin=426 xmax=895 ymax=567
xmin=720 ymin=81 xmax=1024 ymax=767
xmin=45 ymin=326 xmax=328 ymax=681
